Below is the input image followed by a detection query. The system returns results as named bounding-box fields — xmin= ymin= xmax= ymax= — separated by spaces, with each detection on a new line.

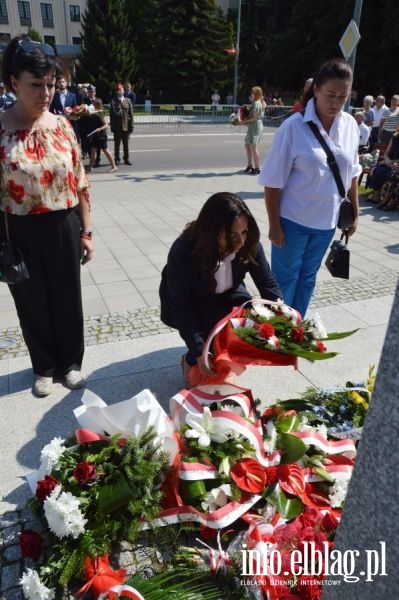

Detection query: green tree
xmin=27 ymin=28 xmax=42 ymax=42
xmin=141 ymin=0 xmax=233 ymax=103
xmin=78 ymin=0 xmax=136 ymax=102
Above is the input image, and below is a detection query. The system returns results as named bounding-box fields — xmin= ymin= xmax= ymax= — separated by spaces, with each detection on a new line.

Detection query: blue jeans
xmin=271 ymin=217 xmax=335 ymax=318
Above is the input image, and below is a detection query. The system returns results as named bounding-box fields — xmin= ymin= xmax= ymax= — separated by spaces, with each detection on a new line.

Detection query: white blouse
xmin=214 ymin=252 xmax=235 ymax=293
xmin=258 ymin=98 xmax=361 ymax=230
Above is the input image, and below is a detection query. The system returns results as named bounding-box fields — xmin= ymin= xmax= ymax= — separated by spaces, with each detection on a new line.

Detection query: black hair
xmin=182 ymin=192 xmax=260 ymax=291
xmin=1 ymin=36 xmax=61 ymax=92
xmin=303 ymin=58 xmax=353 ymax=106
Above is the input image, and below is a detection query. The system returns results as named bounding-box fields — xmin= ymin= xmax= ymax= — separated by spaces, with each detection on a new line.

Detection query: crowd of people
xmin=353 ymin=94 xmax=399 ymax=211
xmin=48 ymin=77 xmax=136 ymax=171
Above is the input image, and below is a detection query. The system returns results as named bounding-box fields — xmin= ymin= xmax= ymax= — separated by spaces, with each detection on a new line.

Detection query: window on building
xmin=0 ymin=0 xmax=9 ymax=25
xmin=70 ymin=5 xmax=80 ymax=22
xmin=18 ymin=1 xmax=32 ymax=26
xmin=41 ymin=3 xmax=54 ymax=27
xmin=43 ymin=35 xmax=56 ymax=50
xmin=0 ymin=32 xmax=11 ymax=45
xmin=72 ymin=37 xmax=82 ymax=46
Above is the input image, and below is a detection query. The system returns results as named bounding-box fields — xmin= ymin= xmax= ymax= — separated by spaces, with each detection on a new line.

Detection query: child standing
xmin=86 ymin=99 xmax=117 ymax=173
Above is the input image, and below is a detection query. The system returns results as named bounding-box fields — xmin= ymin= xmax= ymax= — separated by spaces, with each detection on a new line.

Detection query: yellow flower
xmin=350 ymin=391 xmax=364 ymax=405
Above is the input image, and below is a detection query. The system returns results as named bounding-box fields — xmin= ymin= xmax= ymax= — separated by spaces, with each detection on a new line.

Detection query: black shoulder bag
xmin=0 ymin=128 xmax=30 ymax=284
xmin=0 ymin=212 xmax=30 ymax=284
xmin=306 ymin=120 xmax=355 ymax=230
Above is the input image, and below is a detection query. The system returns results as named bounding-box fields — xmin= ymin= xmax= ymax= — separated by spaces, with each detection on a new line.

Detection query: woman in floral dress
xmin=0 ymin=36 xmax=92 ymax=396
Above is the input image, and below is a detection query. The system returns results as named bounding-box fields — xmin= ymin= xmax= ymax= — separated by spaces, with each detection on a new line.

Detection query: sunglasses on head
xmin=17 ymin=38 xmax=55 ymax=57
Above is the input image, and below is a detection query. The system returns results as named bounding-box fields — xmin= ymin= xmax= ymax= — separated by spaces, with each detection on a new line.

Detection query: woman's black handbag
xmin=337 ymin=197 xmax=356 ymax=230
xmin=0 ymin=213 xmax=30 ymax=284
xmin=325 ymin=233 xmax=350 ymax=279
xmin=307 ymin=121 xmax=355 ymax=230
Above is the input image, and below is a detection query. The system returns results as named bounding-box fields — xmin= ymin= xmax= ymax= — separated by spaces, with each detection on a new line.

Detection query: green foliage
xmin=137 ymin=0 xmax=233 ymax=103
xmin=79 ymin=0 xmax=137 ymax=101
xmin=126 ymin=565 xmax=246 ymax=599
xmin=233 ymin=308 xmax=354 ymax=362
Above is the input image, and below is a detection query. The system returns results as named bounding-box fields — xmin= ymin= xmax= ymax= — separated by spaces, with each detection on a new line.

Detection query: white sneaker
xmin=34 ymin=376 xmax=53 ymax=397
xmin=64 ymin=367 xmax=85 ymax=390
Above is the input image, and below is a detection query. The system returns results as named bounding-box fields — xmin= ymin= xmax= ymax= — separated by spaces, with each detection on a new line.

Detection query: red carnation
xmin=230 ymin=458 xmax=267 ymax=493
xmin=73 ymin=461 xmax=97 ymax=485
xmin=291 ymin=327 xmax=305 ymax=343
xmin=258 ymin=323 xmax=275 ymax=339
xmin=19 ymin=529 xmax=43 ymax=561
xmin=36 ymin=475 xmax=59 ymax=502
xmin=316 ymin=341 xmax=326 ymax=353
xmin=264 ymin=466 xmax=278 ymax=485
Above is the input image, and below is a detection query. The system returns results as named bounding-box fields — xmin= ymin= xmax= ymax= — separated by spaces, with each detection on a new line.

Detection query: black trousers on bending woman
xmin=2 ymin=208 xmax=84 ymax=376
xmin=182 ymin=285 xmax=252 ymax=366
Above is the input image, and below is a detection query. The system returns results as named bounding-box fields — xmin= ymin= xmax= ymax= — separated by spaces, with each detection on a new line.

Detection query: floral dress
xmin=0 ymin=116 xmax=89 ymax=216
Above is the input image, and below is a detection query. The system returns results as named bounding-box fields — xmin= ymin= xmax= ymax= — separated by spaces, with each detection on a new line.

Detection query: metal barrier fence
xmin=128 ymin=104 xmax=293 ymax=134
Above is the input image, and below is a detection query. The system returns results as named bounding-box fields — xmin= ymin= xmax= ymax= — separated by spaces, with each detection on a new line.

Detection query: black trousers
xmin=183 ymin=284 xmax=252 ymax=366
xmin=2 ymin=209 xmax=84 ymax=376
xmin=113 ymin=130 xmax=130 ymax=162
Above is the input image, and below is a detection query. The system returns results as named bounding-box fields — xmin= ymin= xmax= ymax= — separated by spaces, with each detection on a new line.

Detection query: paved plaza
xmin=1 ymin=147 xmax=399 ymax=597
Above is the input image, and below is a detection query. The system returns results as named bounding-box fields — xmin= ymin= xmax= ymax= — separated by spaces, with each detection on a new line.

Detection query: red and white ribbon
xmin=291 ymin=431 xmax=357 ymax=459
xmin=170 ymin=386 xmax=255 ymax=424
xmin=154 ymin=494 xmax=262 ymax=529
xmin=98 ymin=585 xmax=145 ymax=600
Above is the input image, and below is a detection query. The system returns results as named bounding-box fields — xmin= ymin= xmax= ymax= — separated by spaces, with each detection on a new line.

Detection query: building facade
xmin=0 ymin=0 xmax=86 ymax=79
xmin=0 ymin=0 xmax=237 ymax=80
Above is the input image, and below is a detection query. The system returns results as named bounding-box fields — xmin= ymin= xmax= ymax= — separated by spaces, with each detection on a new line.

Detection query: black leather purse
xmin=307 ymin=121 xmax=355 ymax=230
xmin=0 ymin=212 xmax=30 ymax=284
xmin=325 ymin=233 xmax=350 ymax=279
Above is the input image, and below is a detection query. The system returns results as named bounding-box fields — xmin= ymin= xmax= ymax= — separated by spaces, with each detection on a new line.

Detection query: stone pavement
xmin=1 ymin=164 xmax=398 ymax=599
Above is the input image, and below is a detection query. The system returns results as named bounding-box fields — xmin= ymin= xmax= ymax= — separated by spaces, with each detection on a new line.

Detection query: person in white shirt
xmin=355 ymin=111 xmax=371 ymax=152
xmin=211 ymin=90 xmax=220 ymax=105
xmin=378 ymin=95 xmax=399 ymax=145
xmin=258 ymin=58 xmax=361 ymax=317
xmin=370 ymin=95 xmax=387 ymax=147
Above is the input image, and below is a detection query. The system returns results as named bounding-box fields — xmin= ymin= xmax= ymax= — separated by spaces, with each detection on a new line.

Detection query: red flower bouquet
xmin=188 ymin=299 xmax=357 ymax=386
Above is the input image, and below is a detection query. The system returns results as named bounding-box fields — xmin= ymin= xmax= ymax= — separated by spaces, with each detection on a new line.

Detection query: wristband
xmin=80 ymin=229 xmax=93 ymax=240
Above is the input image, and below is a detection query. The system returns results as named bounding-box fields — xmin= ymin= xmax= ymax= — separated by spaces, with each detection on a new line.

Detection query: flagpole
xmin=233 ymin=0 xmax=242 ymax=106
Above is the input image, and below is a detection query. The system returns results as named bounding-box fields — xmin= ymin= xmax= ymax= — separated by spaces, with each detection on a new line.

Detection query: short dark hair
xmin=304 ymin=58 xmax=353 ymax=105
xmin=182 ymin=192 xmax=260 ymax=291
xmin=1 ymin=36 xmax=61 ymax=92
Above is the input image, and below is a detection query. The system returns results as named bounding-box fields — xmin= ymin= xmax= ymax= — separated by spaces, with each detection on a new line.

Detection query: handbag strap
xmin=0 ymin=126 xmax=7 ymax=240
xmin=340 ymin=232 xmax=349 ymax=245
xmin=306 ymin=120 xmax=346 ymax=199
